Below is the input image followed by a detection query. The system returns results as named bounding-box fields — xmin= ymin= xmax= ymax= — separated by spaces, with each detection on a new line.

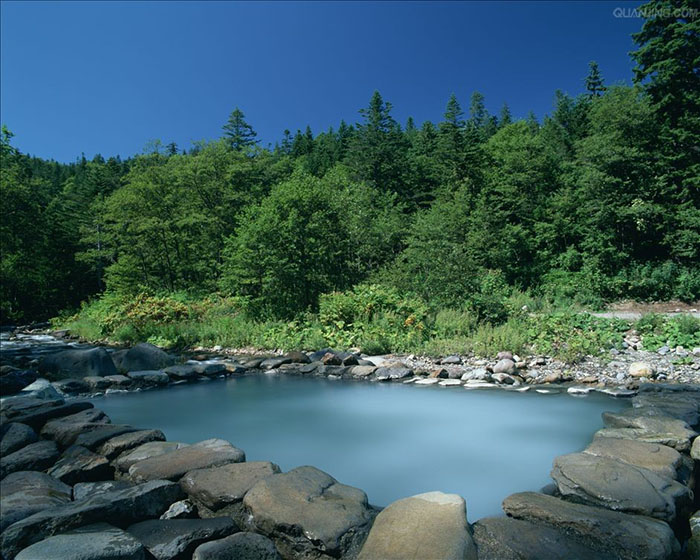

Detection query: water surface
xmin=91 ymin=375 xmax=627 ymax=520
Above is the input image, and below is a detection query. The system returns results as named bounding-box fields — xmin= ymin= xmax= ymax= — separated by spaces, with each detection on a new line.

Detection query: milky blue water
xmin=90 ymin=375 xmax=627 ymax=521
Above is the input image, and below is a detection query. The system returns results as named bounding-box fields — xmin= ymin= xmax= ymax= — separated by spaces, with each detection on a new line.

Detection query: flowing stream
xmin=90 ymin=374 xmax=628 ymax=520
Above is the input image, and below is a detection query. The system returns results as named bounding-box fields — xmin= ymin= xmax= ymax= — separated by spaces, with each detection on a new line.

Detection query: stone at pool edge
xmin=113 ymin=343 xmax=176 ymax=373
xmin=39 ymin=347 xmax=117 ymax=379
xmin=114 ymin=441 xmax=189 ymax=473
xmin=0 ymin=422 xmax=38 ymax=456
xmin=599 ymin=411 xmax=697 ymax=451
xmin=40 ymin=407 xmax=110 ymax=449
xmin=358 ymin=491 xmax=476 ymax=560
xmin=502 ymin=491 xmax=680 ymax=560
xmin=193 ymin=532 xmax=281 ymax=560
xmin=98 ymin=428 xmax=166 ymax=460
xmin=0 ymin=471 xmax=72 ymax=532
xmin=47 ymin=445 xmax=114 ymax=485
xmin=0 ymin=440 xmax=60 ymax=479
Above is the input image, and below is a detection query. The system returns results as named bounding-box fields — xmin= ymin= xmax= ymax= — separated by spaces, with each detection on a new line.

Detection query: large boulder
xmin=40 ymin=348 xmax=117 ymax=379
xmin=633 ymin=392 xmax=700 ymax=426
xmin=0 ymin=369 xmax=38 ymax=395
xmin=128 ymin=439 xmax=245 ymax=482
xmin=1 ymin=479 xmax=184 ymax=558
xmin=162 ymin=365 xmax=198 ymax=382
xmin=472 ymin=516 xmax=610 ymax=560
xmin=73 ymin=425 xmax=138 ymax=451
xmin=127 ymin=370 xmax=170 ymax=387
xmin=243 ymin=466 xmax=375 ymax=559
xmin=358 ymin=492 xmax=476 ymax=560
xmin=98 ymin=429 xmax=166 ymax=460
xmin=193 ymin=532 xmax=281 ymax=560
xmin=503 ymin=491 xmax=680 ymax=560
xmin=73 ymin=480 xmax=134 ymax=501
xmin=0 ymin=471 xmax=72 ymax=532
xmin=47 ymin=445 xmax=114 ymax=485
xmin=584 ymin=435 xmax=682 ymax=480
xmin=598 ymin=411 xmax=697 ymax=451
xmin=15 ymin=522 xmax=146 ymax=560
xmin=115 ymin=441 xmax=189 ymax=473
xmin=116 ymin=344 xmax=176 ymax=373
xmin=0 ymin=440 xmax=60 ymax=479
xmin=4 ymin=400 xmax=93 ymax=431
xmin=126 ymin=518 xmax=236 ymax=560
xmin=0 ymin=423 xmax=38 ymax=456
xmin=551 ymin=453 xmax=690 ymax=521
xmin=374 ymin=366 xmax=412 ymax=381
xmin=52 ymin=378 xmax=91 ymax=395
xmin=40 ymin=408 xmax=111 ymax=448
xmin=180 ymin=461 xmax=280 ymax=518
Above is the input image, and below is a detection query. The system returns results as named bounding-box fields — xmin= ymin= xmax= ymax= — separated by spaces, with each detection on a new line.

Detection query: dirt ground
xmin=606 ymin=300 xmax=699 ymax=313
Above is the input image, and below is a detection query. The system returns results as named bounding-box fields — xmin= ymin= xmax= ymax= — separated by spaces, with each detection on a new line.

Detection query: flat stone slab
xmin=599 ymin=411 xmax=697 ymax=451
xmin=99 ymin=429 xmax=166 ymax=460
xmin=374 ymin=366 xmax=412 ymax=381
xmin=162 ymin=365 xmax=198 ymax=381
xmin=6 ymin=400 xmax=93 ymax=430
xmin=0 ymin=440 xmax=60 ymax=479
xmin=243 ymin=465 xmax=374 ymax=559
xmin=73 ymin=480 xmax=134 ymax=501
xmin=358 ymin=492 xmax=476 ymax=560
xmin=0 ymin=422 xmax=38 ymax=456
xmin=180 ymin=461 xmax=280 ymax=511
xmin=48 ymin=445 xmax=114 ymax=485
xmin=40 ymin=408 xmax=110 ymax=448
xmin=585 ymin=435 xmax=682 ymax=480
xmin=551 ymin=452 xmax=690 ymax=521
xmin=127 ymin=370 xmax=170 ymax=386
xmin=503 ymin=491 xmax=680 ymax=560
xmin=129 ymin=439 xmax=245 ymax=482
xmin=472 ymin=516 xmax=611 ymax=560
xmin=126 ymin=518 xmax=236 ymax=560
xmin=193 ymin=532 xmax=281 ymax=560
xmin=0 ymin=471 xmax=72 ymax=532
xmin=633 ymin=392 xmax=700 ymax=426
xmin=1 ymin=480 xmax=184 ymax=558
xmin=115 ymin=441 xmax=189 ymax=473
xmin=15 ymin=522 xmax=145 ymax=560
xmin=74 ymin=425 xmax=138 ymax=451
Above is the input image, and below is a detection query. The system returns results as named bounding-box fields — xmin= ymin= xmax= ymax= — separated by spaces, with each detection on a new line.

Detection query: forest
xmin=1 ymin=2 xmax=698 ymax=356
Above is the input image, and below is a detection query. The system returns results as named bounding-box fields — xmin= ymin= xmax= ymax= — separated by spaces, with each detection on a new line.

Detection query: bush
xmin=637 ymin=313 xmax=700 ymax=350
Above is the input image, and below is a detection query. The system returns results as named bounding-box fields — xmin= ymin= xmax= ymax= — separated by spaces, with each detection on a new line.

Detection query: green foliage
xmin=636 ymin=313 xmax=700 ymax=350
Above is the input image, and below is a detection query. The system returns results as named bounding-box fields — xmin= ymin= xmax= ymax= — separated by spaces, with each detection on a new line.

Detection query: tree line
xmin=1 ymin=0 xmax=698 ymax=323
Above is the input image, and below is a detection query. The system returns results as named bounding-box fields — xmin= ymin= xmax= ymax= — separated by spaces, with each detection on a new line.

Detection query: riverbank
xmin=1 ymin=334 xmax=699 ymax=559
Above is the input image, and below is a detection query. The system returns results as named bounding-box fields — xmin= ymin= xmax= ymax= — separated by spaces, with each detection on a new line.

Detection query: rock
xmin=0 ymin=369 xmax=37 ymax=395
xmin=6 ymin=400 xmax=93 ymax=430
xmin=284 ymin=351 xmax=310 ymax=364
xmin=115 ymin=441 xmax=189 ymax=473
xmin=692 ymin=436 xmax=700 ymax=460
xmin=73 ymin=424 xmax=139 ymax=451
xmin=19 ymin=378 xmax=63 ymax=400
xmin=41 ymin=407 xmax=110 ymax=448
xmin=428 ymin=368 xmax=449 ymax=379
xmin=83 ymin=376 xmax=112 ymax=391
xmin=551 ymin=452 xmax=690 ymax=521
xmin=73 ymin=480 xmax=134 ymax=501
xmin=162 ymin=365 xmax=198 ymax=381
xmin=48 ymin=445 xmax=114 ymax=485
xmin=129 ymin=438 xmax=245 ymax=482
xmin=0 ymin=471 xmax=72 ymax=531
xmin=585 ymin=435 xmax=682 ymax=480
xmin=1 ymin=480 xmax=184 ymax=558
xmin=658 ymin=345 xmax=670 ymax=355
xmin=181 ymin=461 xmax=280 ymax=515
xmin=260 ymin=357 xmax=292 ymax=370
xmin=599 ymin=411 xmax=697 ymax=451
xmin=99 ymin=429 xmax=166 ymax=460
xmin=192 ymin=362 xmax=227 ymax=376
xmin=0 ymin=440 xmax=60 ymax=479
xmin=116 ymin=343 xmax=176 ymax=373
xmin=629 ymin=362 xmax=654 ymax=378
xmin=0 ymin=422 xmax=38 ymax=456
xmin=493 ymin=359 xmax=516 ymax=374
xmin=351 ymin=365 xmax=376 ymax=378
xmin=543 ymin=372 xmax=563 ymax=383
xmin=103 ymin=375 xmax=133 ymax=388
xmin=415 ymin=378 xmax=440 ymax=385
xmin=342 ymin=354 xmax=359 ymax=366
xmin=160 ymin=499 xmax=197 ymax=520
xmin=243 ymin=466 xmax=374 ymax=559
xmin=358 ymin=492 xmax=475 ymax=560
xmin=441 ymin=355 xmax=462 ymax=365
xmin=633 ymin=392 xmax=700 ymax=426
xmin=689 ymin=510 xmax=700 ymax=559
xmin=374 ymin=366 xmax=412 ymax=381
xmin=472 ymin=516 xmax=608 ymax=560
xmin=52 ymin=378 xmax=90 ymax=394
xmin=239 ymin=357 xmax=264 ymax=369
xmin=491 ymin=373 xmax=516 ymax=385
xmin=127 ymin=370 xmax=170 ymax=386
xmin=439 ymin=379 xmax=462 ymax=387
xmin=464 ymin=368 xmax=490 ymax=381
xmin=40 ymin=348 xmax=117 ymax=379
xmin=321 ymin=352 xmax=342 ymax=366
xmin=15 ymin=522 xmax=146 ymax=560
xmin=126 ymin=518 xmax=236 ymax=560
xmin=193 ymin=532 xmax=281 ymax=560
xmin=502 ymin=491 xmax=680 ymax=560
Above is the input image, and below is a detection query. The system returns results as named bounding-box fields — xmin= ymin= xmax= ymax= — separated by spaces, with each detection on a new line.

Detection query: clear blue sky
xmin=1 ymin=1 xmax=642 ymax=162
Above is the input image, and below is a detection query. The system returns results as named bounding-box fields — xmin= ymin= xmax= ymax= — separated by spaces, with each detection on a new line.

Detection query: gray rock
xmin=40 ymin=407 xmax=110 ymax=448
xmin=260 ymin=357 xmax=292 ymax=369
xmin=126 ymin=518 xmax=236 ymax=560
xmin=53 ymin=378 xmax=91 ymax=394
xmin=127 ymin=370 xmax=170 ymax=386
xmin=493 ymin=358 xmax=516 ymax=374
xmin=193 ymin=532 xmax=281 ymax=560
xmin=491 ymin=372 xmax=516 ymax=385
xmin=351 ymin=365 xmax=376 ymax=378
xmin=129 ymin=438 xmax=245 ymax=482
xmin=162 ymin=365 xmax=198 ymax=381
xmin=689 ymin=510 xmax=700 ymax=559
xmin=180 ymin=461 xmax=280 ymax=514
xmin=243 ymin=466 xmax=374 ymax=559
xmin=658 ymin=345 xmax=670 ymax=355
xmin=629 ymin=362 xmax=654 ymax=378
xmin=284 ymin=351 xmax=310 ymax=364
xmin=320 ymin=352 xmax=342 ymax=365
xmin=441 ymin=355 xmax=462 ymax=365
xmin=551 ymin=452 xmax=690 ymax=521
xmin=73 ymin=480 xmax=134 ymax=501
xmin=83 ymin=376 xmax=112 ymax=391
xmin=0 ymin=440 xmax=60 ymax=479
xmin=15 ymin=522 xmax=146 ymax=560
xmin=19 ymin=379 xmax=62 ymax=400
xmin=692 ymin=436 xmax=700 ymax=460
xmin=633 ymin=392 xmax=700 ymax=426
xmin=0 ymin=422 xmax=38 ymax=456
xmin=1 ymin=480 xmax=184 ymax=558
xmin=48 ymin=445 xmax=114 ymax=485
xmin=308 ymin=348 xmax=334 ymax=362
xmin=472 ymin=516 xmax=610 ymax=560
xmin=0 ymin=369 xmax=37 ymax=395
xmin=116 ymin=343 xmax=176 ymax=373
xmin=73 ymin=424 xmax=138 ymax=451
xmin=103 ymin=375 xmax=133 ymax=388
xmin=358 ymin=492 xmax=476 ymax=560
xmin=0 ymin=471 xmax=72 ymax=531
xmin=298 ymin=362 xmax=320 ymax=374
xmin=584 ymin=435 xmax=682 ymax=480
xmin=160 ymin=499 xmax=197 ymax=520
xmin=497 ymin=351 xmax=514 ymax=361
xmin=192 ymin=363 xmax=227 ymax=376
xmin=599 ymin=411 xmax=697 ymax=451
xmin=5 ymin=400 xmax=93 ymax=430
xmin=502 ymin=491 xmax=680 ymax=560
xmin=115 ymin=441 xmax=189 ymax=473
xmin=374 ymin=366 xmax=412 ymax=381
xmin=40 ymin=348 xmax=117 ymax=379
xmin=99 ymin=429 xmax=166 ymax=460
